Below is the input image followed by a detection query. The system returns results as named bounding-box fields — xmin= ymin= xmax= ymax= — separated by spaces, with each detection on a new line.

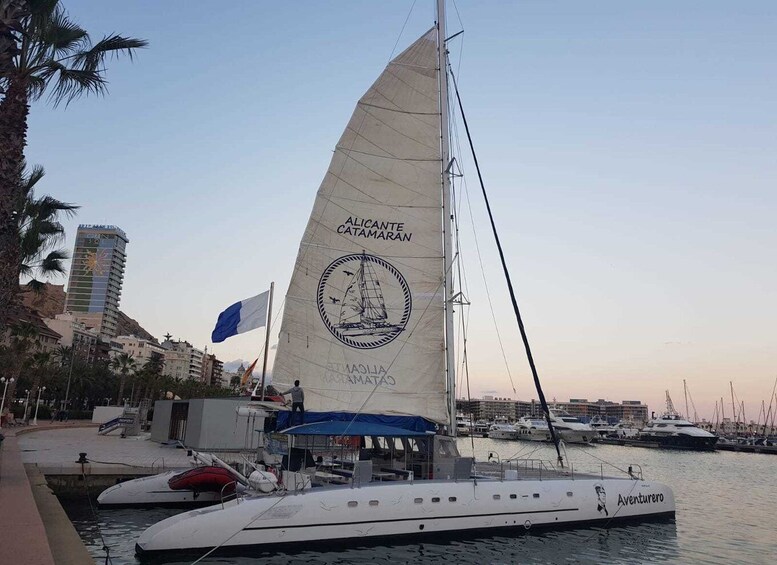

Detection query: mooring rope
xmin=79 ymin=466 xmax=113 ymax=565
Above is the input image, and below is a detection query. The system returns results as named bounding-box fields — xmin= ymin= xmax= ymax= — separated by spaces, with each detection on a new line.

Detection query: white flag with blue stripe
xmin=211 ymin=291 xmax=269 ymax=343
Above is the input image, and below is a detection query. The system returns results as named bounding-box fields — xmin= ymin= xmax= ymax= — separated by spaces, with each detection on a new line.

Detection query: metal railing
xmin=220 ymin=481 xmax=239 ymax=508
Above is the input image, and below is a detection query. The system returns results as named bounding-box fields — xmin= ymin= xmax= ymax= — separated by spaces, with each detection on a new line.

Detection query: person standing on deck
xmin=281 ymin=380 xmax=305 ymax=425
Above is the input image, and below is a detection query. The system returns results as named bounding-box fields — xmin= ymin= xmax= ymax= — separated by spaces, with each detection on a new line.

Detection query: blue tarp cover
xmin=274 ymin=410 xmax=436 ymax=433
xmin=281 ymin=421 xmax=430 ymax=437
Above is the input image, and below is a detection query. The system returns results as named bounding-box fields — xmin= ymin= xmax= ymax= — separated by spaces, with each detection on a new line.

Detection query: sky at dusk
xmin=25 ymin=1 xmax=777 ymax=421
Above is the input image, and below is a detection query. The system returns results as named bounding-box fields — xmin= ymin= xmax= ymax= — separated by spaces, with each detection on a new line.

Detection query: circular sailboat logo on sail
xmin=317 ymin=252 xmax=412 ymax=349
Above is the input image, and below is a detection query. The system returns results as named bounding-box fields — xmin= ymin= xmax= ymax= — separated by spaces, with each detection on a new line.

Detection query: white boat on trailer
xmin=137 ymin=0 xmax=674 ymax=556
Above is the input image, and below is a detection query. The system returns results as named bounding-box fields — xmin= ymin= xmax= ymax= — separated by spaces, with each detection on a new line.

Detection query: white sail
xmin=273 ymin=29 xmax=447 ymax=423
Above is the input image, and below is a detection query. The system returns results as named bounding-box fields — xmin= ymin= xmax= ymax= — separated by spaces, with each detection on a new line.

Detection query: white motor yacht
xmin=637 ymin=392 xmax=718 ymax=451
xmin=515 ymin=417 xmax=552 ymax=442
xmin=548 ymin=411 xmax=595 ymax=444
xmin=639 ymin=413 xmax=718 ymax=450
xmin=488 ymin=422 xmax=520 ymax=440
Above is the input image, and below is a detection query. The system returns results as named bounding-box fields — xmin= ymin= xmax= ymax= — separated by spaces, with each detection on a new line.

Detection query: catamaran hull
xmin=136 ymin=478 xmax=675 ymax=557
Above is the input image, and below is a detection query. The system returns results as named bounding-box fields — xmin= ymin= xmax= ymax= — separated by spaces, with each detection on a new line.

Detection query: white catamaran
xmin=136 ymin=1 xmax=675 ymax=557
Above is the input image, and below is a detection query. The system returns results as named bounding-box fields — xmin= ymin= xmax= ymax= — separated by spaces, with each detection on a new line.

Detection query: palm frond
xmin=42 ymin=8 xmax=88 ymax=53
xmin=22 ymin=164 xmax=46 ymax=194
xmin=28 ymin=0 xmax=59 ymax=19
xmin=25 ymin=278 xmax=46 ymax=293
xmin=25 ymin=74 xmax=47 ymax=99
xmin=31 ymin=195 xmax=78 ymax=219
xmin=44 ymin=61 xmax=106 ymax=106
xmin=72 ymin=33 xmax=148 ymax=71
xmin=38 ymin=249 xmax=68 ymax=275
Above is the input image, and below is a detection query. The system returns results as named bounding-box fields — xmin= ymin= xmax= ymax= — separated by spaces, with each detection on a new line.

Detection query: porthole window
xmin=493 ymin=494 xmax=501 ymax=500
xmin=509 ymin=494 xmax=517 ymax=499
xmin=369 ymin=500 xmax=379 ymax=506
xmin=533 ymin=493 xmax=540 ymax=498
xmin=448 ymin=497 xmax=457 ymax=502
xmin=432 ymin=497 xmax=440 ymax=503
xmin=348 ymin=501 xmax=358 ymax=507
xmin=567 ymin=492 xmax=573 ymax=497
xmin=414 ymin=498 xmax=423 ymax=504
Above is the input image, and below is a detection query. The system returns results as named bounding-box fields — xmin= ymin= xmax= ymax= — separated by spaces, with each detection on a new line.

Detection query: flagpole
xmin=259 ymin=282 xmax=274 ymax=401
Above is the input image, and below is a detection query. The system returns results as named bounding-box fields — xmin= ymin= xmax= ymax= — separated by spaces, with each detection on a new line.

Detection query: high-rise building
xmin=161 ymin=338 xmax=205 ymax=381
xmin=64 ymin=225 xmax=128 ymax=339
xmin=202 ymin=353 xmax=224 ymax=386
xmin=114 ymin=335 xmax=165 ymax=366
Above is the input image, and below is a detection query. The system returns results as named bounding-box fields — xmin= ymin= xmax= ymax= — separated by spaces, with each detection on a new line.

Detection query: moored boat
xmin=548 ymin=410 xmax=595 ymax=444
xmin=636 ymin=392 xmax=718 ymax=451
xmin=136 ymin=1 xmax=675 ymax=556
xmin=515 ymin=416 xmax=552 ymax=442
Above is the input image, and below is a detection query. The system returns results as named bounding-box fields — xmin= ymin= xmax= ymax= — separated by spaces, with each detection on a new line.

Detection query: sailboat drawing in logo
xmin=318 ymin=251 xmax=412 ymax=349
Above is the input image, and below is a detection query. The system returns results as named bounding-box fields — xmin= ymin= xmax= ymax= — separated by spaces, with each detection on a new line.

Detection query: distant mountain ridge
xmin=19 ymin=282 xmax=157 ymax=342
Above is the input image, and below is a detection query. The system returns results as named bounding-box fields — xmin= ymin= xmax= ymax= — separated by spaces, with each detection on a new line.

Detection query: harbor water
xmin=61 ymin=438 xmax=777 ymax=564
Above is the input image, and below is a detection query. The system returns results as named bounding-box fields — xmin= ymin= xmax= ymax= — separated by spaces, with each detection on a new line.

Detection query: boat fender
xmin=248 ymin=470 xmax=279 ymax=493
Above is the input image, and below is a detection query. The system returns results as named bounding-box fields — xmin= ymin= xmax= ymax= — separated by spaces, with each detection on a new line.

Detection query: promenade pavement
xmin=19 ymin=426 xmax=192 ymax=471
xmin=1 ymin=423 xmax=191 ymax=564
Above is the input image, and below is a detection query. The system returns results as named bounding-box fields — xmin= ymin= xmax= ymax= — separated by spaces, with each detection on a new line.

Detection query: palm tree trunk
xmin=117 ymin=373 xmax=126 ymax=406
xmin=0 ymin=76 xmax=30 ymax=330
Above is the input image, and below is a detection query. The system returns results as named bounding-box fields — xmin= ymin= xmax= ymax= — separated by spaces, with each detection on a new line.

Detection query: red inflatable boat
xmin=167 ymin=466 xmax=237 ymax=494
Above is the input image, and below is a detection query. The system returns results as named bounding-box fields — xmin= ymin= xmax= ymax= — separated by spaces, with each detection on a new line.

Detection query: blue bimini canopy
xmin=281 ymin=421 xmax=431 ymax=437
xmin=275 ymin=410 xmax=436 ymax=433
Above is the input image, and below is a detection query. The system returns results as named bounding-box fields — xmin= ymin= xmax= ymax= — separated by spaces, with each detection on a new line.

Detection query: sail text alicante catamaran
xmin=136 ymin=0 xmax=675 ymax=557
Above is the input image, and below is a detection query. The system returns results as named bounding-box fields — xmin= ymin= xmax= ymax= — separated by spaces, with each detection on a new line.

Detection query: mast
xmin=259 ymin=282 xmax=274 ymax=401
xmin=437 ymin=0 xmax=456 ymax=435
xmin=683 ymin=379 xmax=689 ymax=420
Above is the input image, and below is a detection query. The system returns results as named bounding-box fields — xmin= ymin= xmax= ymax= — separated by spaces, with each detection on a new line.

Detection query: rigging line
xmin=449 ymin=80 xmax=517 ymax=395
xmin=451 ymin=165 xmax=476 ymax=451
xmin=388 ymin=0 xmax=419 ymax=63
xmin=564 ymin=442 xmax=634 ymax=478
xmin=449 ymin=0 xmax=465 ymax=76
xmin=449 ymin=67 xmax=564 ymax=468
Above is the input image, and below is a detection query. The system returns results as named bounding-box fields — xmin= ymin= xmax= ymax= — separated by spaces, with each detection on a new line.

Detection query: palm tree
xmin=26 ymin=349 xmax=51 ymax=421
xmin=54 ymin=344 xmax=72 ymax=367
xmin=3 ymin=319 xmax=39 ymax=400
xmin=139 ymin=355 xmax=164 ymax=402
xmin=17 ymin=163 xmax=78 ymax=292
xmin=0 ymin=0 xmax=147 ymax=328
xmin=110 ymin=352 xmax=136 ymax=406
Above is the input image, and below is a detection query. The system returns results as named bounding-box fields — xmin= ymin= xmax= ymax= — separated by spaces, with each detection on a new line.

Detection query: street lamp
xmin=23 ymin=389 xmax=31 ymax=422
xmin=62 ymin=343 xmax=79 ymax=419
xmin=0 ymin=377 xmax=15 ymax=429
xmin=33 ymin=386 xmax=46 ymax=426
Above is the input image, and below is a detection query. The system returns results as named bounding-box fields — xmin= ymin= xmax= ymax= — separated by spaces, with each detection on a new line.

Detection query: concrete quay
xmin=1 ymin=423 xmax=193 ymax=564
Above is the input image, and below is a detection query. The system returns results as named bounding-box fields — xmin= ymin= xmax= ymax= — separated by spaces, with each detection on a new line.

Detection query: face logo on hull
xmin=594 ymin=484 xmax=608 ymax=516
xmin=317 ymin=252 xmax=412 ymax=350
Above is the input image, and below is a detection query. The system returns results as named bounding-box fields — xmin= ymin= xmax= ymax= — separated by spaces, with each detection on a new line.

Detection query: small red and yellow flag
xmin=240 ymin=358 xmax=259 ymax=388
